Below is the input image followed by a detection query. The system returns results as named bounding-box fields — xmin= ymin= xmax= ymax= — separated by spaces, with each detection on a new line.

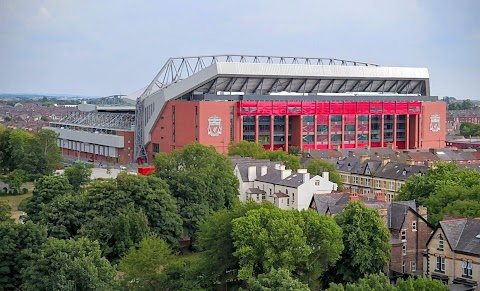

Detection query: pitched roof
xmin=310 ymin=192 xmax=388 ymax=215
xmin=255 ymin=170 xmax=306 ymax=188
xmin=247 ymin=188 xmax=266 ymax=194
xmin=440 ymin=218 xmax=480 ymax=256
xmin=375 ymin=162 xmax=428 ymax=181
xmin=274 ymin=191 xmax=289 ymax=198
xmin=231 ymin=157 xmax=280 ymax=181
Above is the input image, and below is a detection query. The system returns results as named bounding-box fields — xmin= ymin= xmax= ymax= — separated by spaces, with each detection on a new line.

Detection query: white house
xmin=232 ymin=157 xmax=337 ymax=210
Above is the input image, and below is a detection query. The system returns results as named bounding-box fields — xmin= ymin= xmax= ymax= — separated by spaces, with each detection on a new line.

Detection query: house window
xmin=438 ymin=234 xmax=444 ymax=251
xmin=411 ymin=262 xmax=417 ymax=272
xmin=287 ymin=198 xmax=290 ymax=206
xmin=256 ymin=194 xmax=259 ymax=201
xmin=353 ymin=176 xmax=358 ymax=184
xmin=412 ymin=221 xmax=417 ymax=231
xmin=389 ymin=181 xmax=394 ymax=190
xmin=376 ymin=180 xmax=381 ymax=188
xmin=152 ymin=143 xmax=160 ymax=153
xmin=402 ymin=261 xmax=405 ymax=273
xmin=435 ymin=256 xmax=445 ymax=272
xmin=292 ymin=193 xmax=295 ymax=203
xmin=402 ymin=244 xmax=406 ymax=255
xmin=262 ymin=192 xmax=266 ymax=200
xmin=401 ymin=229 xmax=406 ymax=241
xmin=365 ymin=167 xmax=371 ymax=175
xmin=462 ymin=261 xmax=473 ymax=278
xmin=269 ymin=189 xmax=272 ymax=196
xmin=365 ymin=178 xmax=370 ymax=186
xmin=315 ymin=180 xmax=320 ymax=186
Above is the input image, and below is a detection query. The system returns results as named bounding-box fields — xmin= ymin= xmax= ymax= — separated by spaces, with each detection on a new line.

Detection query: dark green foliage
xmin=245 ymin=268 xmax=310 ymax=291
xmin=23 ymin=175 xmax=73 ymax=222
xmin=162 ymin=255 xmax=210 ymax=291
xmin=154 ymin=143 xmax=239 ymax=240
xmin=448 ymin=99 xmax=475 ymax=110
xmin=228 ymin=141 xmax=301 ymax=170
xmin=0 ymin=200 xmax=12 ymax=222
xmin=396 ymin=162 xmax=480 ymax=225
xmin=22 ymin=237 xmax=117 ymax=291
xmin=232 ymin=207 xmax=343 ymax=283
xmin=0 ymin=221 xmax=48 ymax=289
xmin=5 ymin=169 xmax=27 ymax=192
xmin=197 ymin=201 xmax=275 ymax=284
xmin=460 ymin=122 xmax=480 ymax=137
xmin=288 ymin=146 xmax=302 ymax=156
xmin=327 ymin=274 xmax=447 ymax=291
xmin=79 ymin=205 xmax=150 ymax=263
xmin=331 ymin=201 xmax=390 ymax=284
xmin=64 ymin=162 xmax=92 ymax=191
xmin=307 ymin=158 xmax=343 ymax=190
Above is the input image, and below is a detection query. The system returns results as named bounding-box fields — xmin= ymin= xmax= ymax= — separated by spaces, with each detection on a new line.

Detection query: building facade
xmin=134 ymin=55 xmax=446 ymax=164
xmin=424 ymin=217 xmax=480 ymax=290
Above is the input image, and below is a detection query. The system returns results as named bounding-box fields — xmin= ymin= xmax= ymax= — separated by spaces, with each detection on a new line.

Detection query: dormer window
xmin=365 ymin=167 xmax=370 ymax=175
xmin=402 ymin=170 xmax=407 ymax=176
xmin=438 ymin=234 xmax=444 ymax=251
xmin=347 ymin=163 xmax=352 ymax=171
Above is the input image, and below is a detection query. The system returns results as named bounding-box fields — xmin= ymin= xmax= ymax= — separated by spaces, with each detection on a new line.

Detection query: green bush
xmin=22 ymin=188 xmax=29 ymax=194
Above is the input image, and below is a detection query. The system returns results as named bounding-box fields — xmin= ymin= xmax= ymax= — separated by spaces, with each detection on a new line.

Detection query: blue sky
xmin=0 ymin=0 xmax=479 ymax=98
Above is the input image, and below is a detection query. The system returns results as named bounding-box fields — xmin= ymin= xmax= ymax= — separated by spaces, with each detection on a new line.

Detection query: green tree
xmin=246 ymin=268 xmax=310 ymax=291
xmin=5 ymin=169 xmax=27 ymax=192
xmin=229 ymin=140 xmax=265 ymax=157
xmin=22 ymin=237 xmax=117 ymax=291
xmin=79 ymin=205 xmax=150 ymax=263
xmin=197 ymin=201 xmax=275 ymax=284
xmin=460 ymin=122 xmax=480 ymax=137
xmin=327 ymin=274 xmax=394 ymax=291
xmin=0 ymin=124 xmax=10 ymax=173
xmin=288 ymin=146 xmax=302 ymax=156
xmin=154 ymin=143 xmax=239 ymax=240
xmin=396 ymin=276 xmax=447 ymax=291
xmin=0 ymin=200 xmax=12 ymax=222
xmin=396 ymin=162 xmax=480 ymax=225
xmin=23 ymin=175 xmax=73 ymax=222
xmin=332 ymin=201 xmax=390 ymax=283
xmin=64 ymin=162 xmax=93 ymax=191
xmin=118 ymin=235 xmax=172 ymax=291
xmin=25 ymin=128 xmax=63 ymax=176
xmin=232 ymin=208 xmax=343 ymax=282
xmin=307 ymin=158 xmax=343 ymax=190
xmin=7 ymin=129 xmax=32 ymax=172
xmin=0 ymin=221 xmax=47 ymax=289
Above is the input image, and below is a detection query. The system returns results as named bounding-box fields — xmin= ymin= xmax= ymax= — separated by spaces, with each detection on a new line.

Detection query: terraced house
xmin=334 ymin=154 xmax=428 ymax=201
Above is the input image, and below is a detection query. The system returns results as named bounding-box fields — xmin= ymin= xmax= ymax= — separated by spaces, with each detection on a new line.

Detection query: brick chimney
xmin=406 ymin=159 xmax=415 ymax=166
xmin=381 ymin=155 xmax=391 ymax=166
xmin=350 ymin=192 xmax=359 ymax=202
xmin=375 ymin=192 xmax=386 ymax=202
xmin=360 ymin=154 xmax=370 ymax=163
xmin=417 ymin=205 xmax=428 ymax=221
xmin=377 ymin=207 xmax=388 ymax=227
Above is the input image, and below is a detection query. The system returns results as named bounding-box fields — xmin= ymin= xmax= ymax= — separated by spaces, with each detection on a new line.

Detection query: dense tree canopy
xmin=232 ymin=207 xmax=343 ymax=285
xmin=307 ymin=158 xmax=343 ymax=190
xmin=22 ymin=237 xmax=117 ymax=291
xmin=330 ymin=201 xmax=390 ymax=284
xmin=448 ymin=99 xmax=475 ymax=111
xmin=246 ymin=268 xmax=310 ymax=291
xmin=396 ymin=162 xmax=480 ymax=225
xmin=0 ymin=200 xmax=12 ymax=222
xmin=64 ymin=162 xmax=92 ymax=191
xmin=5 ymin=169 xmax=27 ymax=192
xmin=0 ymin=221 xmax=47 ymax=289
xmin=154 ymin=143 xmax=239 ymax=240
xmin=228 ymin=141 xmax=301 ymax=170
xmin=327 ymin=274 xmax=447 ymax=291
xmin=460 ymin=122 xmax=480 ymax=137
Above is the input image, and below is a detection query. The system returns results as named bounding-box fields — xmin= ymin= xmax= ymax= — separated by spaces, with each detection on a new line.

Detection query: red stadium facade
xmin=134 ymin=55 xmax=446 ymax=164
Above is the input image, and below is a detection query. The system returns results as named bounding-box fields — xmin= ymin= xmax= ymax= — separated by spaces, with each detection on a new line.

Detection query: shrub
xmin=22 ymin=188 xmax=29 ymax=194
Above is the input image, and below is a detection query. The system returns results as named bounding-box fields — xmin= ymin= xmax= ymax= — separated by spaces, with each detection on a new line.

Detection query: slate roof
xmin=310 ymin=192 xmax=388 ymax=215
xmin=231 ymin=157 xmax=280 ymax=181
xmin=440 ymin=218 xmax=480 ymax=256
xmin=247 ymin=188 xmax=266 ymax=194
xmin=274 ymin=191 xmax=289 ymax=198
xmin=375 ymin=162 xmax=428 ymax=181
xmin=255 ymin=170 xmax=306 ymax=188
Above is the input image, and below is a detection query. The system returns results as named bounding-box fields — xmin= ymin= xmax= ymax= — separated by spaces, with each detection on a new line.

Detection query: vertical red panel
xmin=344 ymin=114 xmax=356 ymax=124
xmin=396 ymin=102 xmax=408 ymax=114
xmin=408 ymin=102 xmax=422 ymax=114
xmin=357 ymin=102 xmax=370 ymax=114
xmin=302 ymin=102 xmax=316 ymax=114
xmin=330 ymin=102 xmax=344 ymax=114
xmin=316 ymin=115 xmax=328 ymax=124
xmin=344 ymin=102 xmax=357 ymax=114
xmin=287 ymin=101 xmax=302 ymax=115
xmin=370 ymin=102 xmax=383 ymax=114
xmin=316 ymin=102 xmax=330 ymax=114
xmin=383 ymin=102 xmax=395 ymax=114
xmin=272 ymin=101 xmax=287 ymax=115
xmin=257 ymin=101 xmax=272 ymax=115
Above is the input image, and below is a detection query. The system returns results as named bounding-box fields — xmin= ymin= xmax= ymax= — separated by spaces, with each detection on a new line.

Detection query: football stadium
xmin=50 ymin=55 xmax=446 ymax=164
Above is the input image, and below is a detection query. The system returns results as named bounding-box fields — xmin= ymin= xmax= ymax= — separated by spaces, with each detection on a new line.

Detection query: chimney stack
xmin=406 ymin=159 xmax=415 ymax=166
xmin=418 ymin=205 xmax=428 ymax=221
xmin=348 ymin=151 xmax=355 ymax=157
xmin=248 ymin=166 xmax=257 ymax=181
xmin=360 ymin=154 xmax=370 ymax=164
xmin=375 ymin=192 xmax=386 ymax=202
xmin=281 ymin=169 xmax=292 ymax=179
xmin=350 ymin=192 xmax=359 ymax=202
xmin=261 ymin=166 xmax=268 ymax=176
xmin=381 ymin=155 xmax=391 ymax=166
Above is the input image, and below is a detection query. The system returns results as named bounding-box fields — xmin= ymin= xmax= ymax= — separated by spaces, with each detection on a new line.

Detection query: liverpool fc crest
xmin=207 ymin=115 xmax=222 ymax=137
xmin=429 ymin=114 xmax=440 ymax=133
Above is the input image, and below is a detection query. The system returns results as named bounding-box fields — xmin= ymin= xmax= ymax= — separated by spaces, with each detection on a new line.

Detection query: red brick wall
xmin=420 ymin=102 xmax=446 ymax=149
xmin=117 ymin=131 xmax=134 ymax=164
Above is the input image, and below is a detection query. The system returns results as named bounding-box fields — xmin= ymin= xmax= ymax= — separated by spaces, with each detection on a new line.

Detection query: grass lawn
xmin=0 ymin=183 xmax=33 ymax=222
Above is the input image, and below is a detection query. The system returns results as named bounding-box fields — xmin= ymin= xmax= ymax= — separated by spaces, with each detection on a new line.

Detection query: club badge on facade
xmin=429 ymin=114 xmax=440 ymax=132
xmin=207 ymin=115 xmax=222 ymax=137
